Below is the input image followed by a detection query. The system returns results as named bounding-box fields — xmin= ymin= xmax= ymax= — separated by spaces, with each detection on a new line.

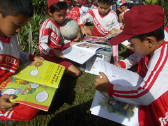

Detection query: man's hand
xmin=0 ymin=95 xmax=17 ymax=112
xmin=53 ymin=50 xmax=65 ymax=59
xmin=95 ymin=72 xmax=110 ymax=92
xmin=34 ymin=56 xmax=44 ymax=61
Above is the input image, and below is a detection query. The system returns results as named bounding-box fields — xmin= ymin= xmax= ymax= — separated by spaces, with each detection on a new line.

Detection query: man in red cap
xmin=95 ymin=4 xmax=168 ymax=126
xmin=68 ymin=0 xmax=83 ymax=22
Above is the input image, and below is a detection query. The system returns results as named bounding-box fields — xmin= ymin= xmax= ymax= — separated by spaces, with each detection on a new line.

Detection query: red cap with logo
xmin=110 ymin=4 xmax=165 ymax=45
xmin=47 ymin=0 xmax=67 ymax=8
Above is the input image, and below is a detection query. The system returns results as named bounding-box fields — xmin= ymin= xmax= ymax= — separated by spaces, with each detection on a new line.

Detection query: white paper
xmin=62 ymin=42 xmax=104 ymax=64
xmin=84 ymin=54 xmax=104 ymax=75
xmin=90 ymin=91 xmax=139 ymax=126
xmin=122 ymin=40 xmax=130 ymax=47
xmin=100 ymin=60 xmax=143 ymax=86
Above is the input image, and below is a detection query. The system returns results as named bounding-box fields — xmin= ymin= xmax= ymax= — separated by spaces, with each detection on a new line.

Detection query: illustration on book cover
xmin=98 ymin=91 xmax=135 ymax=118
xmin=1 ymin=78 xmax=49 ymax=103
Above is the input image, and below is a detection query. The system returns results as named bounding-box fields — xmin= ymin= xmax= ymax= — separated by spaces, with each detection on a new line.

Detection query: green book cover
xmin=13 ymin=60 xmax=65 ymax=88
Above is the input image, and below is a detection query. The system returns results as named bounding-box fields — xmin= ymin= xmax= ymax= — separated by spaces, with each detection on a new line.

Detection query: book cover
xmin=90 ymin=91 xmax=139 ymax=126
xmin=83 ymin=30 xmax=122 ymax=42
xmin=13 ymin=60 xmax=65 ymax=88
xmin=0 ymin=77 xmax=57 ymax=111
xmin=0 ymin=60 xmax=65 ymax=111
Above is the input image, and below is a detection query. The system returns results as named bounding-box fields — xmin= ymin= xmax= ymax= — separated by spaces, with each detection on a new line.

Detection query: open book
xmin=90 ymin=60 xmax=143 ymax=126
xmin=0 ymin=60 xmax=65 ymax=111
xmin=62 ymin=42 xmax=105 ymax=64
xmin=83 ymin=30 xmax=122 ymax=43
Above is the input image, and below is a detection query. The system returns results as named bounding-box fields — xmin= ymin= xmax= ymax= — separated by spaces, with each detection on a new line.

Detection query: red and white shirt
xmin=39 ymin=18 xmax=70 ymax=60
xmin=79 ymin=8 xmax=120 ymax=37
xmin=68 ymin=7 xmax=83 ymax=22
xmin=0 ymin=36 xmax=34 ymax=84
xmin=109 ymin=42 xmax=168 ymax=126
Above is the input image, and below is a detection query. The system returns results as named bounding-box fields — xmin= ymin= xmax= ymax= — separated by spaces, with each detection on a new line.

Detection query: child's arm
xmin=79 ymin=10 xmax=94 ymax=35
xmin=19 ymin=51 xmax=43 ymax=64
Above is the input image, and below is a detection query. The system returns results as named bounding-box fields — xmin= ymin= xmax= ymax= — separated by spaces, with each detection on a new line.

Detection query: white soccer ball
xmin=60 ymin=19 xmax=79 ymax=40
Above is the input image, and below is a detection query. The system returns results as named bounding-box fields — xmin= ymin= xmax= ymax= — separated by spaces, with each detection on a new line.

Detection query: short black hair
xmin=0 ymin=0 xmax=33 ymax=18
xmin=121 ymin=3 xmax=128 ymax=7
xmin=131 ymin=25 xmax=164 ymax=42
xmin=98 ymin=0 xmax=113 ymax=5
xmin=49 ymin=2 xmax=67 ymax=13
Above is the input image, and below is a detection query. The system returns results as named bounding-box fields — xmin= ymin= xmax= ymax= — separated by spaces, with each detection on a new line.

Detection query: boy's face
xmin=0 ymin=14 xmax=31 ymax=38
xmin=121 ymin=6 xmax=127 ymax=12
xmin=49 ymin=9 xmax=67 ymax=25
xmin=129 ymin=38 xmax=151 ymax=57
xmin=97 ymin=2 xmax=111 ymax=16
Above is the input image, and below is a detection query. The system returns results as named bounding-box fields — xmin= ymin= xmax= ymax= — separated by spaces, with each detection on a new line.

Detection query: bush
xmin=18 ymin=0 xmax=48 ymax=55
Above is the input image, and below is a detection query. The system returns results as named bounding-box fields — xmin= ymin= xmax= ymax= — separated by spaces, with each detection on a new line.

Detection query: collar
xmin=48 ymin=18 xmax=59 ymax=29
xmin=98 ymin=9 xmax=110 ymax=18
xmin=0 ymin=36 xmax=11 ymax=43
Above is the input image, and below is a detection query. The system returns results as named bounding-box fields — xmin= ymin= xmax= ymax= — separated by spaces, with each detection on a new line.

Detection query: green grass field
xmin=0 ymin=23 xmax=138 ymax=126
xmin=0 ymin=44 xmax=137 ymax=126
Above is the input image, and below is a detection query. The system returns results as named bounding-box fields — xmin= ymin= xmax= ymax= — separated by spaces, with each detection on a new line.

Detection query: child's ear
xmin=48 ymin=9 xmax=53 ymax=17
xmin=146 ymin=36 xmax=155 ymax=48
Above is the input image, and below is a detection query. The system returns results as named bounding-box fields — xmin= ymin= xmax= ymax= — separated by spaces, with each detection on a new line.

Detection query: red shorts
xmin=0 ymin=104 xmax=39 ymax=121
xmin=42 ymin=55 xmax=72 ymax=70
xmin=89 ymin=28 xmax=98 ymax=36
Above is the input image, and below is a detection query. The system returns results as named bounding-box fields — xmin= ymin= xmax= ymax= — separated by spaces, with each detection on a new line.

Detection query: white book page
xmin=85 ymin=54 xmax=104 ymax=75
xmin=62 ymin=42 xmax=104 ymax=64
xmin=90 ymin=91 xmax=139 ymax=126
xmin=100 ymin=60 xmax=143 ymax=86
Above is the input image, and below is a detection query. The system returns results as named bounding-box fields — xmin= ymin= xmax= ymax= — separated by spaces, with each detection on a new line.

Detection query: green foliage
xmin=143 ymin=0 xmax=158 ymax=5
xmin=17 ymin=0 xmax=48 ymax=55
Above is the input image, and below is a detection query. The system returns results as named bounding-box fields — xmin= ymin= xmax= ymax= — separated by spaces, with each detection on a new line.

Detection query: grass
xmin=0 ymin=24 xmax=137 ymax=126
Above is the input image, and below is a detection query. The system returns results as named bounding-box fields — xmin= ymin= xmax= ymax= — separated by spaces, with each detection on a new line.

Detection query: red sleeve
xmin=62 ymin=43 xmax=71 ymax=50
xmin=108 ymin=84 xmax=114 ymax=97
xmin=29 ymin=54 xmax=35 ymax=61
xmin=118 ymin=61 xmax=126 ymax=69
xmin=49 ymin=49 xmax=55 ymax=55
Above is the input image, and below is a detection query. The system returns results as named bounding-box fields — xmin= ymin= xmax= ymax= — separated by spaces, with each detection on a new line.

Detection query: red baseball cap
xmin=47 ymin=0 xmax=67 ymax=8
xmin=110 ymin=4 xmax=165 ymax=45
xmin=76 ymin=0 xmax=83 ymax=6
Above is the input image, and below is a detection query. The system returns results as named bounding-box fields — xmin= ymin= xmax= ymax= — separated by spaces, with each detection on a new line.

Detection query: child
xmin=118 ymin=2 xmax=130 ymax=29
xmin=68 ymin=0 xmax=83 ymax=22
xmin=65 ymin=0 xmax=73 ymax=19
xmin=95 ymin=4 xmax=168 ymax=126
xmin=79 ymin=0 xmax=120 ymax=63
xmin=79 ymin=0 xmax=120 ymax=37
xmin=91 ymin=0 xmax=97 ymax=9
xmin=81 ymin=0 xmax=89 ymax=15
xmin=0 ymin=0 xmax=44 ymax=121
xmin=39 ymin=0 xmax=81 ymax=78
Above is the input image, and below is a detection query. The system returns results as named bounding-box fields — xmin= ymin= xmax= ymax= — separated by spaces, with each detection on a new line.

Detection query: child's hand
xmin=0 ymin=95 xmax=17 ymax=112
xmin=73 ymin=33 xmax=81 ymax=42
xmin=53 ymin=50 xmax=65 ymax=59
xmin=109 ymin=29 xmax=118 ymax=34
xmin=80 ymin=26 xmax=87 ymax=36
xmin=114 ymin=62 xmax=121 ymax=68
xmin=94 ymin=72 xmax=110 ymax=92
xmin=34 ymin=56 xmax=44 ymax=61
